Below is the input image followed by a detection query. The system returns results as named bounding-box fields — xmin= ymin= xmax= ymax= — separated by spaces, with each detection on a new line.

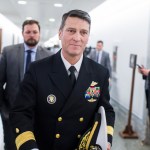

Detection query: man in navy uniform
xmin=10 ymin=10 xmax=115 ymax=150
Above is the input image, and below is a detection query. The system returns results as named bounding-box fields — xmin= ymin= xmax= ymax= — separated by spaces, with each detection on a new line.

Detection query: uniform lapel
xmin=60 ymin=57 xmax=93 ymax=114
xmin=75 ymin=57 xmax=92 ymax=94
xmin=48 ymin=51 xmax=72 ymax=99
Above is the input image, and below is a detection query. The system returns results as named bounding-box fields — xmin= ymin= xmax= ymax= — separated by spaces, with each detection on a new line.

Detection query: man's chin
xmin=25 ymin=41 xmax=38 ymax=47
xmin=27 ymin=43 xmax=37 ymax=47
xmin=69 ymin=51 xmax=81 ymax=57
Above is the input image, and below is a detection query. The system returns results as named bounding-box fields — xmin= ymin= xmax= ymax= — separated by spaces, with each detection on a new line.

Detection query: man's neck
xmin=97 ymin=49 xmax=102 ymax=52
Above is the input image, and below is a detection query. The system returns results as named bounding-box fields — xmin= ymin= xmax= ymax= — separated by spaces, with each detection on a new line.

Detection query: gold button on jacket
xmin=56 ymin=134 xmax=60 ymax=138
xmin=79 ymin=117 xmax=84 ymax=122
xmin=58 ymin=117 xmax=63 ymax=122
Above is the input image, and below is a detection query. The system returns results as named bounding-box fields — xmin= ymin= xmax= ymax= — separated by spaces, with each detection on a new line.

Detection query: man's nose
xmin=29 ymin=32 xmax=35 ymax=36
xmin=72 ymin=32 xmax=81 ymax=41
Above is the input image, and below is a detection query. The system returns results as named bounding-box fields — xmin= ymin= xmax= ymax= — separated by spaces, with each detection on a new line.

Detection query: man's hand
xmin=138 ymin=65 xmax=144 ymax=74
xmin=138 ymin=66 xmax=150 ymax=76
xmin=107 ymin=142 xmax=111 ymax=150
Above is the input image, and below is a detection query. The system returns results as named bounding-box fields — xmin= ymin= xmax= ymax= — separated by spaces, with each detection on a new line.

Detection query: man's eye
xmin=68 ymin=29 xmax=75 ymax=33
xmin=33 ymin=31 xmax=38 ymax=34
xmin=25 ymin=31 xmax=38 ymax=34
xmin=81 ymin=31 xmax=88 ymax=35
xmin=26 ymin=32 xmax=31 ymax=34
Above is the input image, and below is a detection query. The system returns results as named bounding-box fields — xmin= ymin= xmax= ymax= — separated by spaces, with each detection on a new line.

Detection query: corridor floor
xmin=112 ymin=102 xmax=150 ymax=150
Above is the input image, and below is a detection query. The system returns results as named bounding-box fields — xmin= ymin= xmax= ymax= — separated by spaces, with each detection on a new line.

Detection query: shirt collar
xmin=97 ymin=49 xmax=102 ymax=53
xmin=60 ymin=50 xmax=83 ymax=73
xmin=24 ymin=43 xmax=38 ymax=53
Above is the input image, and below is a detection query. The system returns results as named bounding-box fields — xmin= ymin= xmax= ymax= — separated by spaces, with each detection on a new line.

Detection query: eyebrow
xmin=66 ymin=27 xmax=89 ymax=30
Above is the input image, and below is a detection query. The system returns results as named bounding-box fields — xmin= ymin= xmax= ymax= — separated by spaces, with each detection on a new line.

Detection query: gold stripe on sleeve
xmin=107 ymin=126 xmax=114 ymax=136
xmin=15 ymin=131 xmax=36 ymax=150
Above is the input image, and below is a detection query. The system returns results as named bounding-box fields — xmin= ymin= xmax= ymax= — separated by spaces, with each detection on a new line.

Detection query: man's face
xmin=96 ymin=43 xmax=103 ymax=51
xmin=59 ymin=17 xmax=90 ymax=59
xmin=22 ymin=24 xmax=40 ymax=47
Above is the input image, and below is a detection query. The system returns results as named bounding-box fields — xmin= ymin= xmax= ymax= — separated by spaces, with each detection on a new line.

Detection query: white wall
xmin=0 ymin=13 xmax=23 ymax=51
xmin=88 ymin=0 xmax=150 ymax=120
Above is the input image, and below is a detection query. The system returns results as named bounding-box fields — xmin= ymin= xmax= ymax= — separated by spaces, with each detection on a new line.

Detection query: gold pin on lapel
xmin=47 ymin=94 xmax=56 ymax=104
xmin=91 ymin=81 xmax=98 ymax=86
xmin=85 ymin=81 xmax=100 ymax=102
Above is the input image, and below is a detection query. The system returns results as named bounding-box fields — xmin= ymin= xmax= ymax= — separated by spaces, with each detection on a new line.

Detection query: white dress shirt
xmin=61 ymin=50 xmax=83 ymax=79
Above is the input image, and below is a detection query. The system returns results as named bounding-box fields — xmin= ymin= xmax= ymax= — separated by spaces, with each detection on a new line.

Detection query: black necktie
xmin=25 ymin=50 xmax=32 ymax=73
xmin=69 ymin=66 xmax=76 ymax=88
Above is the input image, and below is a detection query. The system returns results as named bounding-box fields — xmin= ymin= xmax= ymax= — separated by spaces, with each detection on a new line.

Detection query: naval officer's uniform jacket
xmin=10 ymin=50 xmax=115 ymax=150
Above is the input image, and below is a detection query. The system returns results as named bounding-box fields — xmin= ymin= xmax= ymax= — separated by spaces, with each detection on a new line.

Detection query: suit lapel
xmin=48 ymin=51 xmax=72 ymax=98
xmin=35 ymin=46 xmax=41 ymax=60
xmin=94 ymin=51 xmax=97 ymax=61
xmin=100 ymin=51 xmax=104 ymax=65
xmin=18 ymin=44 xmax=25 ymax=81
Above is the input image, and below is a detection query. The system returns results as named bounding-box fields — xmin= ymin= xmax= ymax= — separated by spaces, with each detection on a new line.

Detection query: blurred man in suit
xmin=10 ymin=10 xmax=115 ymax=150
xmin=138 ymin=66 xmax=150 ymax=145
xmin=0 ymin=19 xmax=53 ymax=150
xmin=89 ymin=40 xmax=112 ymax=78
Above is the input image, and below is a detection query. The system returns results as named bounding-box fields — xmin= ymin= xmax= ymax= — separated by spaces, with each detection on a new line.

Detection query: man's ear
xmin=58 ymin=30 xmax=62 ymax=40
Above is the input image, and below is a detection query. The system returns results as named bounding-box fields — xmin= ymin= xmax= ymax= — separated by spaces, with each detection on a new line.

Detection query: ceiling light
xmin=18 ymin=0 xmax=27 ymax=5
xmin=26 ymin=17 xmax=32 ymax=20
xmin=49 ymin=18 xmax=55 ymax=22
xmin=54 ymin=3 xmax=63 ymax=7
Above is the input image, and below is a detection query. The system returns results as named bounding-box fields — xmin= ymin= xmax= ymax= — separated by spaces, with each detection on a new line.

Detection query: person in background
xmin=89 ymin=40 xmax=112 ymax=78
xmin=138 ymin=65 xmax=150 ymax=145
xmin=0 ymin=19 xmax=53 ymax=150
xmin=10 ymin=10 xmax=115 ymax=150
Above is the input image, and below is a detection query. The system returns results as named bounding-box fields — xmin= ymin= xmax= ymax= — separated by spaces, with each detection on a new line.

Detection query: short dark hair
xmin=59 ymin=9 xmax=91 ymax=30
xmin=97 ymin=40 xmax=104 ymax=45
xmin=22 ymin=20 xmax=40 ymax=32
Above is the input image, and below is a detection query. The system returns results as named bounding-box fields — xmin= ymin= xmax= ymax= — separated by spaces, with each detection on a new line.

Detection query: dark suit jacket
xmin=89 ymin=50 xmax=112 ymax=77
xmin=10 ymin=50 xmax=115 ymax=150
xmin=0 ymin=43 xmax=53 ymax=114
xmin=142 ymin=75 xmax=149 ymax=109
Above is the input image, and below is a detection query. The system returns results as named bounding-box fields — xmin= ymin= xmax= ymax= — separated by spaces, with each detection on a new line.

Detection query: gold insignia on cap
xmin=16 ymin=128 xmax=20 ymax=133
xmin=78 ymin=130 xmax=91 ymax=149
xmin=78 ymin=121 xmax=99 ymax=150
xmin=86 ymin=121 xmax=98 ymax=149
xmin=47 ymin=94 xmax=56 ymax=104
